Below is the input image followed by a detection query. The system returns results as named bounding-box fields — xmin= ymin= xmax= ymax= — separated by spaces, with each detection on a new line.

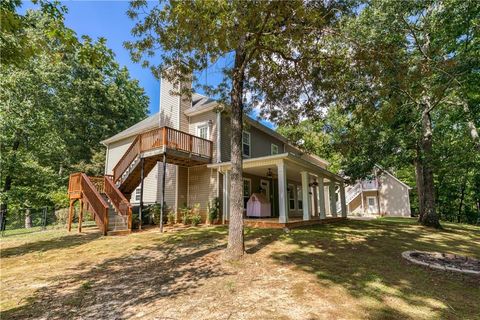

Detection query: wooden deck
xmin=242 ymin=217 xmax=347 ymax=229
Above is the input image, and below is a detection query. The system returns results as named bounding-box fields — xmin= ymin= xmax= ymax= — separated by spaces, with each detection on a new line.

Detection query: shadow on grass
xmin=0 ymin=231 xmax=102 ymax=259
xmin=269 ymin=218 xmax=480 ymax=319
xmin=2 ymin=226 xmax=232 ymax=320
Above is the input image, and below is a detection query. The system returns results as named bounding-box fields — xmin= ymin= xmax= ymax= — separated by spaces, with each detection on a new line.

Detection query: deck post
xmin=318 ymin=177 xmax=326 ymax=219
xmin=329 ymin=181 xmax=337 ymax=217
xmin=160 ymin=152 xmax=167 ymax=232
xmin=67 ymin=200 xmax=75 ymax=231
xmin=340 ymin=182 xmax=347 ymax=218
xmin=277 ymin=160 xmax=288 ymax=224
xmin=78 ymin=199 xmax=84 ymax=233
xmin=301 ymin=171 xmax=311 ymax=221
xmin=139 ymin=157 xmax=145 ymax=230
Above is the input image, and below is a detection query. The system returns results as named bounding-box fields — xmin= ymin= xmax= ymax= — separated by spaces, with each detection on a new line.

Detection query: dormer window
xmin=197 ymin=124 xmax=209 ymax=139
xmin=242 ymin=131 xmax=251 ymax=157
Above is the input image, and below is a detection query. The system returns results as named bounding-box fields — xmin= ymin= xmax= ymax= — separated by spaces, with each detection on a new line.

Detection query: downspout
xmin=216 ymin=111 xmax=222 ymax=163
xmin=104 ymin=145 xmax=109 ymax=175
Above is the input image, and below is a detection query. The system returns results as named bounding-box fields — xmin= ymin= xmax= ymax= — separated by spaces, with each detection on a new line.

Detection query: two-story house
xmin=67 ymin=73 xmax=348 ymax=235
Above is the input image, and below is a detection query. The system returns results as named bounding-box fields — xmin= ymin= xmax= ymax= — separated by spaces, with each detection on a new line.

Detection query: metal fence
xmin=0 ymin=207 xmax=58 ymax=237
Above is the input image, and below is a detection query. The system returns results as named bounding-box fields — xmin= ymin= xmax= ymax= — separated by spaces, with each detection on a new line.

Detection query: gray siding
xmin=188 ymin=165 xmax=218 ymax=219
xmin=188 ymin=112 xmax=218 ymax=161
xmin=105 ymin=136 xmax=136 ymax=175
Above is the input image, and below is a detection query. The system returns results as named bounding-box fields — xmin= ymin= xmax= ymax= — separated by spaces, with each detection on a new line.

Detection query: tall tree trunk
xmin=462 ymin=102 xmax=480 ymax=151
xmin=25 ymin=208 xmax=32 ymax=228
xmin=457 ymin=170 xmax=468 ymax=223
xmin=419 ymin=109 xmax=440 ymax=228
xmin=225 ymin=47 xmax=247 ymax=260
xmin=414 ymin=154 xmax=425 ymax=219
xmin=0 ymin=138 xmax=21 ymax=231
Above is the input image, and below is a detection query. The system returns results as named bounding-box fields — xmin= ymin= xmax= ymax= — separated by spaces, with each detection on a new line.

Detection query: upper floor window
xmin=197 ymin=124 xmax=209 ymax=139
xmin=271 ymin=144 xmax=279 ymax=155
xmin=242 ymin=131 xmax=251 ymax=157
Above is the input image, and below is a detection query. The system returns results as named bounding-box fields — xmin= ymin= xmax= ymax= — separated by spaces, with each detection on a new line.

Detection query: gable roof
xmin=374 ymin=164 xmax=412 ymax=190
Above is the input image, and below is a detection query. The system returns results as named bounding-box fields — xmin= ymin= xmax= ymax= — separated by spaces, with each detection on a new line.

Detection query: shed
xmin=246 ymin=193 xmax=271 ymax=217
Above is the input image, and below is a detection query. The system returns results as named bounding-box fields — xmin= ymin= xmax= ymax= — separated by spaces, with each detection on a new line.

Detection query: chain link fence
xmin=0 ymin=207 xmax=58 ymax=237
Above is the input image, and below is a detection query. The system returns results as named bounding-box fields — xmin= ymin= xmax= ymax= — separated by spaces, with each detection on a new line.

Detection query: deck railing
xmin=112 ymin=126 xmax=213 ymax=182
xmin=104 ymin=176 xmax=132 ymax=229
xmin=68 ymin=173 xmax=110 ymax=235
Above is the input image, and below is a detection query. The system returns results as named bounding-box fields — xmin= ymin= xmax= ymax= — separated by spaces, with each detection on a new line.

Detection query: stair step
xmin=107 ymin=230 xmax=131 ymax=236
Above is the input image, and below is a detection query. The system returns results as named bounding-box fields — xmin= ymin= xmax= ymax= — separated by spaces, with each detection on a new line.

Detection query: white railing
xmin=361 ymin=180 xmax=378 ymax=190
xmin=346 ymin=183 xmax=362 ymax=203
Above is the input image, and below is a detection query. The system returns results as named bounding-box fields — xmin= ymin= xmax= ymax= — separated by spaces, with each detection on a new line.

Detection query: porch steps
xmin=101 ymin=194 xmax=129 ymax=232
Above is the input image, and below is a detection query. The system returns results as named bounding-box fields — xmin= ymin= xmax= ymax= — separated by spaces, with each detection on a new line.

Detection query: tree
xmin=126 ymin=0 xmax=347 ymax=259
xmin=0 ymin=4 xmax=149 ymax=222
xmin=270 ymin=0 xmax=479 ymax=228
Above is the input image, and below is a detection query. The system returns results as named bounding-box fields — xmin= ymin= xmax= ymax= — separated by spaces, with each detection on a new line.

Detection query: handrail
xmin=79 ymin=173 xmax=110 ymax=235
xmin=112 ymin=126 xmax=213 ymax=182
xmin=104 ymin=176 xmax=133 ymax=229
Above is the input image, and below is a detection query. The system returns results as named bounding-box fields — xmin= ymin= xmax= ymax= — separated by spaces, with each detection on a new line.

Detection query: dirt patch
xmin=403 ymin=250 xmax=480 ymax=275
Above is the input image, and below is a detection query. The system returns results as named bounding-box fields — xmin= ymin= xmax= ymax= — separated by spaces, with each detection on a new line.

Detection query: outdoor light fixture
xmin=266 ymin=168 xmax=273 ymax=178
xmin=309 ymin=180 xmax=319 ymax=187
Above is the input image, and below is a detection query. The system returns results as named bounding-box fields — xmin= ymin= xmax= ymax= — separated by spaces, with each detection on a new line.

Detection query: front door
xmin=366 ymin=196 xmax=377 ymax=214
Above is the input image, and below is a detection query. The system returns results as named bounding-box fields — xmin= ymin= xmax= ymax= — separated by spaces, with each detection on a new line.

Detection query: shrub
xmin=147 ymin=203 xmax=169 ymax=225
xmin=179 ymin=205 xmax=191 ymax=225
xmin=207 ymin=197 xmax=220 ymax=224
xmin=190 ymin=213 xmax=201 ymax=226
xmin=167 ymin=211 xmax=176 ymax=225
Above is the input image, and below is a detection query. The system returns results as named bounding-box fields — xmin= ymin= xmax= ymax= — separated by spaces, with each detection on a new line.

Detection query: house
xmin=67 ymin=73 xmax=348 ymax=235
xmin=344 ymin=165 xmax=412 ymax=217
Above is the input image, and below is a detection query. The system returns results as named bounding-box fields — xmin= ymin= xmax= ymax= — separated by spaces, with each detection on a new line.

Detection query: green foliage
xmin=167 ymin=211 xmax=175 ymax=225
xmin=190 ymin=213 xmax=202 ymax=227
xmin=179 ymin=205 xmax=191 ymax=225
xmin=207 ymin=197 xmax=220 ymax=224
xmin=1 ymin=5 xmax=149 ymax=212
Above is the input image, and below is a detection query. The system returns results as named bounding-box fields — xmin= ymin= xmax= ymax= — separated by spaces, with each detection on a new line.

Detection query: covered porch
xmin=208 ymin=153 xmax=348 ymax=228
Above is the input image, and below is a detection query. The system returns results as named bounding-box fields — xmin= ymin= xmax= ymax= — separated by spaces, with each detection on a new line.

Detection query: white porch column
xmin=318 ymin=177 xmax=326 ymax=219
xmin=340 ymin=181 xmax=347 ymax=218
xmin=329 ymin=181 xmax=337 ymax=218
xmin=301 ymin=171 xmax=311 ymax=221
xmin=222 ymin=170 xmax=230 ymax=224
xmin=312 ymin=185 xmax=318 ymax=217
xmin=277 ymin=160 xmax=288 ymax=223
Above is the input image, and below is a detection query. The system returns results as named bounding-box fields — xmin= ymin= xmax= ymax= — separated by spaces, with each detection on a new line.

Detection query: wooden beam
xmin=67 ymin=199 xmax=75 ymax=232
xmin=78 ymin=199 xmax=84 ymax=233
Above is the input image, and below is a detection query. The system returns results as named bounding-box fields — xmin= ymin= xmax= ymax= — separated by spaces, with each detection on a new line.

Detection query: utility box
xmin=246 ymin=193 xmax=271 ymax=218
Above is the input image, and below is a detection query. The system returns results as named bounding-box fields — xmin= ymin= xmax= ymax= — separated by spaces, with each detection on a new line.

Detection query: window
xmin=271 ymin=144 xmax=279 ymax=155
xmin=243 ymin=178 xmax=251 ymax=209
xmin=288 ymin=184 xmax=296 ymax=210
xmin=135 ymin=188 xmax=141 ymax=202
xmin=297 ymin=187 xmax=303 ymax=210
xmin=242 ymin=131 xmax=251 ymax=157
xmin=197 ymin=124 xmax=209 ymax=139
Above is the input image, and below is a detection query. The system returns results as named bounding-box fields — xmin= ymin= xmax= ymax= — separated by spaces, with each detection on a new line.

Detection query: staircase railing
xmin=112 ymin=126 xmax=213 ymax=182
xmin=68 ymin=173 xmax=110 ymax=235
xmin=104 ymin=175 xmax=132 ymax=230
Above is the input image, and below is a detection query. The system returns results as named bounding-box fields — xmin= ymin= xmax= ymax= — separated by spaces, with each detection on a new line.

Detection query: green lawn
xmin=1 ymin=218 xmax=479 ymax=319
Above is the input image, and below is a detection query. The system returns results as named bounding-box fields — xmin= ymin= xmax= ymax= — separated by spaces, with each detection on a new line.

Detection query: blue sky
xmin=20 ymin=1 xmax=273 ymax=128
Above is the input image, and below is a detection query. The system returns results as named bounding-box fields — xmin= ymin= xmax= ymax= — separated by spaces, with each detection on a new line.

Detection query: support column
xmin=160 ymin=153 xmax=166 ymax=232
xmin=222 ymin=170 xmax=230 ymax=224
xmin=277 ymin=160 xmax=288 ymax=223
xmin=139 ymin=157 xmax=145 ymax=230
xmin=78 ymin=199 xmax=84 ymax=233
xmin=312 ymin=185 xmax=318 ymax=217
xmin=67 ymin=200 xmax=74 ymax=232
xmin=318 ymin=178 xmax=326 ymax=219
xmin=301 ymin=171 xmax=311 ymax=221
xmin=340 ymin=181 xmax=347 ymax=218
xmin=329 ymin=181 xmax=337 ymax=218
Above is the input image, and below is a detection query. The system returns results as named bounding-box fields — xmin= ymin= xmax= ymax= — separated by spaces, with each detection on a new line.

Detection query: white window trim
xmin=288 ymin=183 xmax=296 ymax=211
xmin=135 ymin=188 xmax=141 ymax=202
xmin=196 ymin=122 xmax=210 ymax=139
xmin=242 ymin=131 xmax=251 ymax=158
xmin=297 ymin=186 xmax=303 ymax=211
xmin=271 ymin=143 xmax=279 ymax=155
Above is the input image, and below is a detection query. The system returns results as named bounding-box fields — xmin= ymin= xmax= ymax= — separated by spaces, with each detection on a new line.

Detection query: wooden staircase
xmin=67 ymin=126 xmax=213 ymax=235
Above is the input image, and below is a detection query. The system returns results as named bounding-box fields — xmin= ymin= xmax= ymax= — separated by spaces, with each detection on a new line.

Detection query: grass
xmin=1 ymin=218 xmax=479 ymax=319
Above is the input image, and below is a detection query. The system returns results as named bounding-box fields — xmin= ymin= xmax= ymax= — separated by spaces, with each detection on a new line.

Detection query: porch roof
xmin=207 ymin=153 xmax=344 ymax=183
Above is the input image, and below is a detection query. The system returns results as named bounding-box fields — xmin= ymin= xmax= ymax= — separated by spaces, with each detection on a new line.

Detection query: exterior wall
xmin=187 ymin=165 xmax=218 ymax=220
xmin=159 ymin=77 xmax=179 ymax=128
xmin=348 ymin=193 xmax=363 ymax=214
xmin=378 ymin=174 xmax=411 ymax=216
xmin=130 ymin=164 xmax=159 ymax=205
xmin=105 ymin=136 xmax=136 ymax=175
xmin=220 ymin=115 xmax=285 ymax=162
xmin=177 ymin=166 xmax=189 ymax=213
xmin=188 ymin=111 xmax=218 ymax=161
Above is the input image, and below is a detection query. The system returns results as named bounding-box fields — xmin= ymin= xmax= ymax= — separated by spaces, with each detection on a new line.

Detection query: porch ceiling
xmin=207 ymin=153 xmax=344 ymax=183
